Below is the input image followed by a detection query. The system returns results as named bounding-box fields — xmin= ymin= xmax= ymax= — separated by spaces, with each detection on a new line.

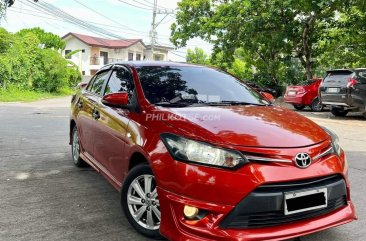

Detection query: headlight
xmin=161 ymin=133 xmax=248 ymax=169
xmin=321 ymin=126 xmax=342 ymax=156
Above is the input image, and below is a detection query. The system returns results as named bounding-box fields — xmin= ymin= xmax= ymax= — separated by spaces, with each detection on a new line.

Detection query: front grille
xmin=220 ymin=175 xmax=348 ymax=229
xmin=256 ymin=174 xmax=341 ymax=192
xmin=229 ymin=196 xmax=346 ymax=228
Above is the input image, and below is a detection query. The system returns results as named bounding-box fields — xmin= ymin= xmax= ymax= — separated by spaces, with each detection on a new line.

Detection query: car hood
xmin=157 ymin=105 xmax=328 ymax=148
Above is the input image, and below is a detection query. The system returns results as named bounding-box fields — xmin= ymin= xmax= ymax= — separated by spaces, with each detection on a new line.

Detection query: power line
xmin=140 ymin=0 xmax=173 ymax=11
xmin=71 ymin=0 xmax=139 ymax=33
xmin=133 ymin=0 xmax=157 ymax=9
xmin=21 ymin=0 xmax=128 ymax=40
xmin=8 ymin=8 xmax=146 ymax=36
xmin=170 ymin=51 xmax=186 ymax=59
xmin=10 ymin=5 xmax=147 ymax=36
xmin=14 ymin=0 xmax=210 ymax=49
xmin=20 ymin=0 xmax=184 ymax=41
xmin=115 ymin=0 xmax=153 ymax=10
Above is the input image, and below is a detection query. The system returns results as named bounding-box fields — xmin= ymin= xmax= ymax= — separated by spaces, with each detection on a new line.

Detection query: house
xmin=62 ymin=33 xmax=175 ymax=76
xmin=62 ymin=32 xmax=147 ymax=76
xmin=145 ymin=44 xmax=175 ymax=61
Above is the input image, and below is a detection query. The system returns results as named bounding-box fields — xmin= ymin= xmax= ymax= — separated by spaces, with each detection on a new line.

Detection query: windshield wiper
xmin=204 ymin=101 xmax=268 ymax=106
xmin=154 ymin=101 xmax=192 ymax=107
xmin=155 ymin=100 xmax=269 ymax=107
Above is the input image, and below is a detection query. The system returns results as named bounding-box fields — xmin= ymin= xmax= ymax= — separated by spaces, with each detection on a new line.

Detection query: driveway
xmin=0 ymin=98 xmax=364 ymax=241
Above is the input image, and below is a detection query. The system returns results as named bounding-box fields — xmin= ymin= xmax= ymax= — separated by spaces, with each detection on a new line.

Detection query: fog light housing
xmin=183 ymin=205 xmax=199 ymax=219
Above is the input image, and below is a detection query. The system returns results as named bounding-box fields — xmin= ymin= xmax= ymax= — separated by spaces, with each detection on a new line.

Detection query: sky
xmin=0 ymin=0 xmax=213 ymax=61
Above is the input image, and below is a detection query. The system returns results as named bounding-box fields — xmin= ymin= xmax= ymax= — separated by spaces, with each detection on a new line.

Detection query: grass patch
xmin=0 ymin=86 xmax=73 ymax=102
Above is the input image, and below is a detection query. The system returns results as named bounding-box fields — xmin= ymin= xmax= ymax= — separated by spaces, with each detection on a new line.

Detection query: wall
xmin=63 ymin=37 xmax=91 ymax=75
xmin=144 ymin=47 xmax=170 ymax=61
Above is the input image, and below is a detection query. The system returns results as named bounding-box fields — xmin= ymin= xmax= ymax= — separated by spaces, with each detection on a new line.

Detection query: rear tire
xmin=330 ymin=107 xmax=349 ymax=117
xmin=293 ymin=104 xmax=305 ymax=110
xmin=71 ymin=126 xmax=87 ymax=167
xmin=121 ymin=164 xmax=163 ymax=240
xmin=310 ymin=98 xmax=323 ymax=112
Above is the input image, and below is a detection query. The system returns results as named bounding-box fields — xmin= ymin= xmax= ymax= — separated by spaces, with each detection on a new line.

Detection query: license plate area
xmin=288 ymin=90 xmax=296 ymax=96
xmin=284 ymin=188 xmax=327 ymax=215
xmin=326 ymin=87 xmax=340 ymax=93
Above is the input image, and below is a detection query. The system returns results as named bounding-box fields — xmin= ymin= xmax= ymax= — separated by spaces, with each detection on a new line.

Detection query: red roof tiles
xmin=62 ymin=32 xmax=145 ymax=48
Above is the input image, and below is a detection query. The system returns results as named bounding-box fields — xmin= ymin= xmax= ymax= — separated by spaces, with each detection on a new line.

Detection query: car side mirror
xmin=261 ymin=91 xmax=275 ymax=104
xmin=77 ymin=82 xmax=88 ymax=89
xmin=102 ymin=92 xmax=129 ymax=107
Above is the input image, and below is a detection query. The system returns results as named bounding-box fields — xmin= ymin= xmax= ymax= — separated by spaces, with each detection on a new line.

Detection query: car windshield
xmin=136 ymin=66 xmax=269 ymax=106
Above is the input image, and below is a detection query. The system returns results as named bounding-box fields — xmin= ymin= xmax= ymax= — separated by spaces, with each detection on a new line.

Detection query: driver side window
xmin=104 ymin=67 xmax=135 ymax=104
xmin=88 ymin=71 xmax=110 ymax=96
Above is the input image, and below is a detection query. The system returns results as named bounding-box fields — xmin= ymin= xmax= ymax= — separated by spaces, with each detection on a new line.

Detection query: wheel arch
xmin=128 ymin=152 xmax=149 ymax=171
xmin=69 ymin=119 xmax=76 ymax=145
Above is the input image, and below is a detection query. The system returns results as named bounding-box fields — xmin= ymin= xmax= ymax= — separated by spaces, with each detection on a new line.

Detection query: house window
xmin=65 ymin=50 xmax=72 ymax=59
xmin=154 ymin=54 xmax=162 ymax=61
xmin=136 ymin=53 xmax=141 ymax=61
xmin=128 ymin=52 xmax=134 ymax=61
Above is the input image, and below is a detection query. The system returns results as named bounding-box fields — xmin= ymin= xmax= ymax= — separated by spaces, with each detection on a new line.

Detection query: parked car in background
xmin=284 ymin=78 xmax=323 ymax=112
xmin=246 ymin=82 xmax=278 ymax=97
xmin=70 ymin=62 xmax=355 ymax=241
xmin=320 ymin=69 xmax=366 ymax=118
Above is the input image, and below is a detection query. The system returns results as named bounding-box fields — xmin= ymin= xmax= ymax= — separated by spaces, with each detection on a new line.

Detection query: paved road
xmin=0 ymin=98 xmax=365 ymax=241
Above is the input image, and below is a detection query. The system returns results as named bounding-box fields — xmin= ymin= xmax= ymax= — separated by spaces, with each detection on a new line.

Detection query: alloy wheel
xmin=72 ymin=129 xmax=80 ymax=164
xmin=127 ymin=174 xmax=161 ymax=230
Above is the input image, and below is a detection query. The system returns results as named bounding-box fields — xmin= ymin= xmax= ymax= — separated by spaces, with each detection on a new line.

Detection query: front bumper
xmin=158 ymin=187 xmax=356 ymax=241
xmin=154 ymin=144 xmax=356 ymax=241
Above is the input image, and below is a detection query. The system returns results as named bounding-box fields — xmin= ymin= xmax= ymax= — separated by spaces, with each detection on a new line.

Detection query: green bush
xmin=0 ymin=27 xmax=81 ymax=93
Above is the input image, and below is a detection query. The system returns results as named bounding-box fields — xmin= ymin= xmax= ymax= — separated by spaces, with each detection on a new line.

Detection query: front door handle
xmin=77 ymin=100 xmax=83 ymax=109
xmin=92 ymin=109 xmax=100 ymax=120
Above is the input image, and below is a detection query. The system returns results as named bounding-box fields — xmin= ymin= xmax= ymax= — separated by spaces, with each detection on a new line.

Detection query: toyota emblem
xmin=294 ymin=153 xmax=312 ymax=168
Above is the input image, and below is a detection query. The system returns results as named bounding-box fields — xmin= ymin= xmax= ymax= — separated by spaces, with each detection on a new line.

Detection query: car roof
xmin=327 ymin=68 xmax=366 ymax=73
xmin=96 ymin=61 xmax=206 ymax=74
xmin=111 ymin=61 xmax=204 ymax=68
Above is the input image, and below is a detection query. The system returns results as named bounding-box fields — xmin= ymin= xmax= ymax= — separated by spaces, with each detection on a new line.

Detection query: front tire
xmin=293 ymin=104 xmax=305 ymax=110
xmin=71 ymin=126 xmax=87 ymax=167
xmin=121 ymin=164 xmax=163 ymax=240
xmin=310 ymin=98 xmax=323 ymax=112
xmin=331 ymin=107 xmax=349 ymax=117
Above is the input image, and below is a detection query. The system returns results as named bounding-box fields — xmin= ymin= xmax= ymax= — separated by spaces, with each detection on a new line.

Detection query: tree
xmin=226 ymin=50 xmax=253 ymax=80
xmin=186 ymin=47 xmax=210 ymax=65
xmin=1 ymin=0 xmax=38 ymax=21
xmin=0 ymin=27 xmax=80 ymax=92
xmin=171 ymin=0 xmax=355 ymax=83
xmin=17 ymin=27 xmax=66 ymax=50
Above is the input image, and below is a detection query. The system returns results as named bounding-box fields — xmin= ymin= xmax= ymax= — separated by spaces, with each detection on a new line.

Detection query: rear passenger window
xmin=90 ymin=71 xmax=110 ymax=95
xmin=104 ymin=67 xmax=135 ymax=103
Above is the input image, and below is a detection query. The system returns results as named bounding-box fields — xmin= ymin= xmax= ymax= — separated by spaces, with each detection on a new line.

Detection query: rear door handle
xmin=92 ymin=109 xmax=100 ymax=120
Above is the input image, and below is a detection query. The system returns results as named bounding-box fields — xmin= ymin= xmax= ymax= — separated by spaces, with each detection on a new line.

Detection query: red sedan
xmin=70 ymin=62 xmax=355 ymax=240
xmin=284 ymin=78 xmax=323 ymax=111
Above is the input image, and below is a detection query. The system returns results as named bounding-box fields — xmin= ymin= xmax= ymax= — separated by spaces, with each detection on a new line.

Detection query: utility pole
xmin=149 ymin=0 xmax=175 ymax=60
xmin=149 ymin=0 xmax=157 ymax=61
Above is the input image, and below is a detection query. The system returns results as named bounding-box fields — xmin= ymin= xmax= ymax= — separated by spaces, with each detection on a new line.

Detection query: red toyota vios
xmin=70 ymin=62 xmax=356 ymax=241
xmin=284 ymin=78 xmax=323 ymax=112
